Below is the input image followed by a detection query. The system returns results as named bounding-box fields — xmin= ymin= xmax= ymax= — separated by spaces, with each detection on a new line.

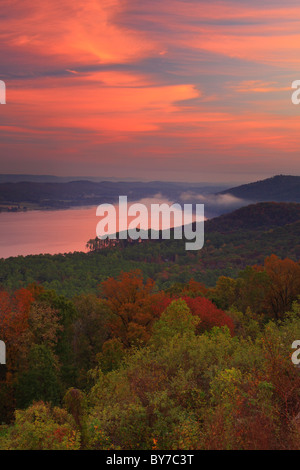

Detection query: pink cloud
xmin=1 ymin=0 xmax=300 ymax=178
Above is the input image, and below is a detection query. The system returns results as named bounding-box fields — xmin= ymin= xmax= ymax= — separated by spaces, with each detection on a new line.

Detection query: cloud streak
xmin=0 ymin=0 xmax=299 ymax=181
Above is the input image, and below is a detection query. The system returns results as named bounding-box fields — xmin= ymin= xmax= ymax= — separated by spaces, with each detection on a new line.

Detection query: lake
xmin=0 ymin=197 xmax=202 ymax=258
xmin=0 ymin=206 xmax=99 ymax=258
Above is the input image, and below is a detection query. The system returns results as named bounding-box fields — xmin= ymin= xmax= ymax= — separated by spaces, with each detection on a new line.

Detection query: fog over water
xmin=0 ymin=193 xmax=247 ymax=259
xmin=0 ymin=198 xmax=198 ymax=258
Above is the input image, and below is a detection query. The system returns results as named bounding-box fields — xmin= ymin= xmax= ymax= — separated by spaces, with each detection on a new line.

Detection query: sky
xmin=0 ymin=0 xmax=300 ymax=183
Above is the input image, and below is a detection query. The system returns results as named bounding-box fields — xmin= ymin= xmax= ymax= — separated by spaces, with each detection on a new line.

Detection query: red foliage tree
xmin=182 ymin=296 xmax=234 ymax=335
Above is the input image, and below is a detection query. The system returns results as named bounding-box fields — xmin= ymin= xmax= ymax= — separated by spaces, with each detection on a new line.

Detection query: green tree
xmin=15 ymin=345 xmax=61 ymax=409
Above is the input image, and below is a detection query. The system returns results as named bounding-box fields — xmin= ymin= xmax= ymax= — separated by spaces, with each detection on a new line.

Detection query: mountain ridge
xmin=205 ymin=201 xmax=300 ymax=233
xmin=219 ymin=174 xmax=300 ymax=202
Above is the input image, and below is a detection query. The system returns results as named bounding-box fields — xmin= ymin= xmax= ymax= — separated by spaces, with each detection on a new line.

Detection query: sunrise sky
xmin=0 ymin=0 xmax=300 ymax=182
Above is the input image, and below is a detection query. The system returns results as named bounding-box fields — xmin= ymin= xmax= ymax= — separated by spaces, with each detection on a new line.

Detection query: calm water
xmin=0 ymin=206 xmax=99 ymax=258
xmin=0 ymin=198 xmax=201 ymax=258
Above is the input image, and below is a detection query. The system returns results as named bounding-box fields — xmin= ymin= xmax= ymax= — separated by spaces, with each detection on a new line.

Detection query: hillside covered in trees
xmin=1 ymin=256 xmax=300 ymax=450
xmin=1 ymin=202 xmax=300 ymax=297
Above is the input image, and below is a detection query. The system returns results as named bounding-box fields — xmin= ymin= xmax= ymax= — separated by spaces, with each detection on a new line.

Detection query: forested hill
xmin=219 ymin=175 xmax=300 ymax=202
xmin=1 ymin=202 xmax=300 ymax=296
xmin=205 ymin=201 xmax=300 ymax=233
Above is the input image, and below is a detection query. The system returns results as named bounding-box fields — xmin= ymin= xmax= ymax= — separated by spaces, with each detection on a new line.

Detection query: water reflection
xmin=0 ymin=197 xmax=202 ymax=258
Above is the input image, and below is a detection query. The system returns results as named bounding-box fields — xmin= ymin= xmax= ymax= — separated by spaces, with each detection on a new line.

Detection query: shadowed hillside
xmin=219 ymin=175 xmax=300 ymax=202
xmin=205 ymin=201 xmax=300 ymax=233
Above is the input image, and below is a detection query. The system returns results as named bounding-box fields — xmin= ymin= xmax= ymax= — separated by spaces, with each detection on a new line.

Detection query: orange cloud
xmin=1 ymin=1 xmax=300 ymax=178
xmin=6 ymin=73 xmax=200 ymax=134
xmin=1 ymin=0 xmax=158 ymax=67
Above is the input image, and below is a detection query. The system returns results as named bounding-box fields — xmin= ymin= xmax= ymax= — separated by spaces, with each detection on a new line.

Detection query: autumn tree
xmin=183 ymin=296 xmax=234 ymax=335
xmin=2 ymin=401 xmax=80 ymax=450
xmin=151 ymin=299 xmax=199 ymax=346
xmin=100 ymin=270 xmax=168 ymax=347
xmin=263 ymin=255 xmax=300 ymax=319
xmin=0 ymin=288 xmax=34 ymax=374
xmin=23 ymin=301 xmax=63 ymax=353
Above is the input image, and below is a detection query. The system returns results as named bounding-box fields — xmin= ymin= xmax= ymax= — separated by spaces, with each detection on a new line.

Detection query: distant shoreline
xmin=0 ymin=203 xmax=100 ymax=213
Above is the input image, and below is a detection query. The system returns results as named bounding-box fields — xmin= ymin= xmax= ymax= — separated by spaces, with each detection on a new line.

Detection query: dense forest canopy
xmin=1 ymin=202 xmax=299 ymax=297
xmin=1 ymin=255 xmax=300 ymax=449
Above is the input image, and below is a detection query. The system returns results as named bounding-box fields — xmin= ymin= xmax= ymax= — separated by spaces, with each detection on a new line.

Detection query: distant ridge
xmin=205 ymin=201 xmax=300 ymax=233
xmin=219 ymin=175 xmax=300 ymax=203
xmin=0 ymin=174 xmax=140 ymax=184
xmin=0 ymin=180 xmax=229 ymax=212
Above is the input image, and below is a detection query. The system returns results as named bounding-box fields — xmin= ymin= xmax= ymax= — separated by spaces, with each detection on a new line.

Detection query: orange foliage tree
xmin=100 ymin=270 xmax=169 ymax=347
xmin=263 ymin=255 xmax=300 ymax=319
